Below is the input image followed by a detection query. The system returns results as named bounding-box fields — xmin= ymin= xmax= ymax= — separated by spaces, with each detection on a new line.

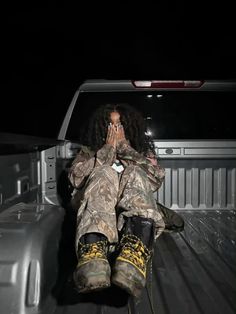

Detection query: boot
xmin=73 ymin=233 xmax=111 ymax=293
xmin=112 ymin=217 xmax=153 ymax=298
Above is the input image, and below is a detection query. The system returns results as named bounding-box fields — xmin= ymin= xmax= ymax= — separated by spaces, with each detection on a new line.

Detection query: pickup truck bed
xmin=1 ymin=80 xmax=236 ymax=314
xmin=53 ymin=210 xmax=236 ymax=314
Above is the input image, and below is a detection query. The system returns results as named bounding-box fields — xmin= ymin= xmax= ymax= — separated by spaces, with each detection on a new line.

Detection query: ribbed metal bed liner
xmin=53 ymin=210 xmax=236 ymax=314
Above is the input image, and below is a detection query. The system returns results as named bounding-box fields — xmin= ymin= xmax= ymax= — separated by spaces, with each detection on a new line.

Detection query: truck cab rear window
xmin=66 ymin=91 xmax=236 ymax=141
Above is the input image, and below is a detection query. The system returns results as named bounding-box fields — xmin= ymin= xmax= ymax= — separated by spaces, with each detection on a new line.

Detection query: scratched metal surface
xmin=53 ymin=210 xmax=236 ymax=314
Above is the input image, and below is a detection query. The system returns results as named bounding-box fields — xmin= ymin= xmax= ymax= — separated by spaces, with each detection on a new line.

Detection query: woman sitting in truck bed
xmin=68 ymin=103 xmax=183 ymax=298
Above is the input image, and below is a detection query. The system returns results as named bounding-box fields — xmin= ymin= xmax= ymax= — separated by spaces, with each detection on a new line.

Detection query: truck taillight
xmin=132 ymin=80 xmax=204 ymax=88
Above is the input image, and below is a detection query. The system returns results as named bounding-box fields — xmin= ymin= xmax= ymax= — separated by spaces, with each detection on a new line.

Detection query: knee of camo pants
xmin=118 ymin=164 xmax=165 ymax=240
xmin=89 ymin=164 xmax=119 ymax=181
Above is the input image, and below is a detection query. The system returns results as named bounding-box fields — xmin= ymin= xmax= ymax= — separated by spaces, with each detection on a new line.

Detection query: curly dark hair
xmin=83 ymin=103 xmax=156 ymax=156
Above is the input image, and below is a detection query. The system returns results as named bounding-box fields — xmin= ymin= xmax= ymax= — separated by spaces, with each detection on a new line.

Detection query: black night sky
xmin=2 ymin=4 xmax=236 ymax=139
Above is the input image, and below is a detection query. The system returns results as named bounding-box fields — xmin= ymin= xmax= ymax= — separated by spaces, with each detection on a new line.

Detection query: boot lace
xmin=77 ymin=240 xmax=108 ymax=266
xmin=117 ymin=234 xmax=151 ymax=277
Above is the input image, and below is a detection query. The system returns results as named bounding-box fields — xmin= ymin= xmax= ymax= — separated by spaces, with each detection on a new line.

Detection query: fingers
xmin=116 ymin=124 xmax=126 ymax=141
xmin=106 ymin=124 xmax=113 ymax=140
xmin=106 ymin=123 xmax=126 ymax=147
xmin=106 ymin=124 xmax=117 ymax=147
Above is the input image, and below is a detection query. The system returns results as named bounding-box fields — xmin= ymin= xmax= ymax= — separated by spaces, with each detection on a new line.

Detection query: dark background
xmin=2 ymin=3 xmax=236 ymax=138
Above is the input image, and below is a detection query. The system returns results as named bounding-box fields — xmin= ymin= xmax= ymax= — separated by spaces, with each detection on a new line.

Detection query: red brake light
xmin=132 ymin=80 xmax=204 ymax=88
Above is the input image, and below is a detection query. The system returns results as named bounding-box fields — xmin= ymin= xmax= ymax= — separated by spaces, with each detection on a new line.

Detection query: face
xmin=110 ymin=111 xmax=120 ymax=126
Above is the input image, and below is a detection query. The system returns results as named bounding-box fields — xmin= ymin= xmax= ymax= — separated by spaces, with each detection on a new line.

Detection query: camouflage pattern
xmin=157 ymin=202 xmax=185 ymax=233
xmin=75 ymin=165 xmax=119 ymax=246
xmin=68 ymin=140 xmax=166 ymax=248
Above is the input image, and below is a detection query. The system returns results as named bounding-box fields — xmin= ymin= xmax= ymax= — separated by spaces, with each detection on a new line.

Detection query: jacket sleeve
xmin=95 ymin=143 xmax=116 ymax=166
xmin=68 ymin=144 xmax=116 ymax=189
xmin=68 ymin=146 xmax=95 ymax=189
xmin=117 ymin=140 xmax=165 ymax=191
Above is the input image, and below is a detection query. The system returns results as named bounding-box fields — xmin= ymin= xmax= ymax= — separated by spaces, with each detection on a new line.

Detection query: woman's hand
xmin=116 ymin=124 xmax=126 ymax=144
xmin=106 ymin=124 xmax=117 ymax=148
xmin=106 ymin=123 xmax=128 ymax=149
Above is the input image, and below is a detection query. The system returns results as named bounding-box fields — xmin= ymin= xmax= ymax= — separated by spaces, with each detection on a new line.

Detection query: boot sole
xmin=112 ymin=269 xmax=143 ymax=298
xmin=74 ymin=270 xmax=111 ymax=293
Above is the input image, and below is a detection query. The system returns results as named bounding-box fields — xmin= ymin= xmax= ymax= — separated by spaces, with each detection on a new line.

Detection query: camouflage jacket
xmin=68 ymin=140 xmax=185 ymax=233
xmin=68 ymin=140 xmax=165 ymax=193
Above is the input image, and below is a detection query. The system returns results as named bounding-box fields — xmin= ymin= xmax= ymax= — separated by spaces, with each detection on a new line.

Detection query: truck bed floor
xmin=53 ymin=210 xmax=236 ymax=314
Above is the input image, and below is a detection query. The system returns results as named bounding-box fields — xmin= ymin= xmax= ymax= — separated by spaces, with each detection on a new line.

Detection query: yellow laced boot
xmin=73 ymin=240 xmax=111 ymax=293
xmin=112 ymin=234 xmax=151 ymax=298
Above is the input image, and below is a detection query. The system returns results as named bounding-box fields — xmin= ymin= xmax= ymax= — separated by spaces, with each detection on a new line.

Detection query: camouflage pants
xmin=75 ymin=165 xmax=165 ymax=248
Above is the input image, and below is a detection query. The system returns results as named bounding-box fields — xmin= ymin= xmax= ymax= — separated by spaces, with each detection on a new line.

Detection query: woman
xmin=68 ymin=103 xmax=166 ymax=298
